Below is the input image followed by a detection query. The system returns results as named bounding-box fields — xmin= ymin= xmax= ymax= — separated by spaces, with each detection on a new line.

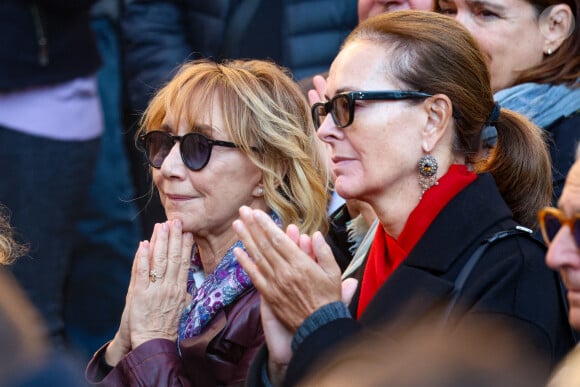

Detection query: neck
xmin=369 ymin=176 xmax=421 ymax=239
xmin=371 ymin=159 xmax=457 ymax=239
xmin=195 ymin=231 xmax=239 ymax=274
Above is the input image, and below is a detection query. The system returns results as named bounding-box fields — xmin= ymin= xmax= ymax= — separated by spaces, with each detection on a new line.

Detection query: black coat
xmin=546 ymin=111 xmax=580 ymax=202
xmin=283 ymin=173 xmax=575 ymax=386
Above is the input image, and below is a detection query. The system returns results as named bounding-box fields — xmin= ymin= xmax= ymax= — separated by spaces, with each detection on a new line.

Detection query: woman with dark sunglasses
xmin=85 ymin=59 xmax=329 ymax=386
xmin=232 ymin=11 xmax=576 ymax=386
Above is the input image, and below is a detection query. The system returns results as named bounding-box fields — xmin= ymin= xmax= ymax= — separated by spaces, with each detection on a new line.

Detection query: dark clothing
xmin=0 ymin=1 xmax=103 ymax=355
xmin=0 ymin=0 xmax=101 ymax=91
xmin=87 ymin=287 xmax=263 ymax=386
xmin=7 ymin=353 xmax=89 ymax=387
xmin=325 ymin=205 xmax=356 ymax=272
xmin=65 ymin=15 xmax=142 ymax=362
xmin=0 ymin=127 xmax=101 ymax=348
xmin=250 ymin=173 xmax=576 ymax=386
xmin=546 ymin=111 xmax=580 ymax=202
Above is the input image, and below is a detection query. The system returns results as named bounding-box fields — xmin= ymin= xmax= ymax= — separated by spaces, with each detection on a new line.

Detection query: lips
xmin=331 ymin=155 xmax=355 ymax=164
xmin=165 ymin=193 xmax=195 ymax=201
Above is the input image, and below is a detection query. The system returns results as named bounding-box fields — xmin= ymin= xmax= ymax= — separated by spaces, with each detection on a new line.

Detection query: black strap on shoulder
xmin=441 ymin=225 xmax=578 ymax=343
xmin=440 ymin=225 xmax=534 ymax=325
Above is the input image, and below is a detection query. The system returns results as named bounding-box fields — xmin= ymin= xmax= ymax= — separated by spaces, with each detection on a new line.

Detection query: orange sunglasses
xmin=538 ymin=207 xmax=580 ymax=247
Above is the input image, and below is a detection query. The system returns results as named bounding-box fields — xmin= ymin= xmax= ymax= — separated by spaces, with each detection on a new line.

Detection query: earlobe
xmin=253 ymin=185 xmax=264 ymax=197
xmin=540 ymin=4 xmax=575 ymax=55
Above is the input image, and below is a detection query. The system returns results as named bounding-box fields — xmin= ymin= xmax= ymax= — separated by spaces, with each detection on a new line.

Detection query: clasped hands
xmin=105 ymin=219 xmax=194 ymax=366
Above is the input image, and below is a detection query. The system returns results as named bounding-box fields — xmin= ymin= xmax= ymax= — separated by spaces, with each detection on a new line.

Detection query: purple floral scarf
xmin=177 ymin=212 xmax=281 ymax=346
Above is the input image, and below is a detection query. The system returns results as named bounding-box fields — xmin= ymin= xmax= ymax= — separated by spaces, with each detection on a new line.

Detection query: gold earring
xmin=417 ymin=155 xmax=439 ymax=198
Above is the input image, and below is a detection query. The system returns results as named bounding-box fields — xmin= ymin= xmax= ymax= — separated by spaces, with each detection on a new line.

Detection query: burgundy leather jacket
xmin=86 ymin=287 xmax=263 ymax=386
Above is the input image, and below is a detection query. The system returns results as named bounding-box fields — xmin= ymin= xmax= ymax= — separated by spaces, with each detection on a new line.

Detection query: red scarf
xmin=356 ymin=164 xmax=476 ymax=318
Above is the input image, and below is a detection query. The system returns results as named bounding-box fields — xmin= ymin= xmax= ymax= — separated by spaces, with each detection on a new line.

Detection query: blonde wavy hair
xmin=0 ymin=207 xmax=28 ymax=265
xmin=139 ymin=59 xmax=329 ymax=235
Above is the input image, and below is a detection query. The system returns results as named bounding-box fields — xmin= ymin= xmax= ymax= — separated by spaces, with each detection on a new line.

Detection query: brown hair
xmin=433 ymin=0 xmax=580 ymax=86
xmin=140 ymin=59 xmax=329 ymax=235
xmin=346 ymin=11 xmax=552 ymax=228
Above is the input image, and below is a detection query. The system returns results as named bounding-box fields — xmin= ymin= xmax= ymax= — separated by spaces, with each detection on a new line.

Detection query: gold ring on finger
xmin=149 ymin=270 xmax=163 ymax=283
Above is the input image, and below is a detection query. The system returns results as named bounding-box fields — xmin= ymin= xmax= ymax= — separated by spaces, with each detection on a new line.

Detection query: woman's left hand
xmin=128 ymin=219 xmax=194 ymax=348
xmin=233 ymin=206 xmax=342 ymax=332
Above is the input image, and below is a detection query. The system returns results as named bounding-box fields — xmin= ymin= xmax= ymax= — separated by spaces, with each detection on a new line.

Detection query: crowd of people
xmin=0 ymin=0 xmax=579 ymax=386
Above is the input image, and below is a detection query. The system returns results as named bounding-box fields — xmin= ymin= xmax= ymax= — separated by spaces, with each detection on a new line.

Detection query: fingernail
xmin=313 ymin=232 xmax=325 ymax=247
xmin=239 ymin=206 xmax=251 ymax=217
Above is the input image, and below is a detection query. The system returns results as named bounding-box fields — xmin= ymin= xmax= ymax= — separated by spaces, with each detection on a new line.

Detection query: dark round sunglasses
xmin=538 ymin=207 xmax=580 ymax=248
xmin=139 ymin=130 xmax=240 ymax=171
xmin=311 ymin=90 xmax=433 ymax=129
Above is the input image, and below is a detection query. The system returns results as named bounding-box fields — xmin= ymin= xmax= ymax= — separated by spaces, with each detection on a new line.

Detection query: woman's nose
xmin=160 ymin=143 xmax=186 ymax=176
xmin=317 ymin=114 xmax=342 ymax=144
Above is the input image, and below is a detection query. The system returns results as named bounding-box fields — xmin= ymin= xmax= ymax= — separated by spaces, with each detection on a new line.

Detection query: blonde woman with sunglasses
xmin=85 ymin=59 xmax=328 ymax=386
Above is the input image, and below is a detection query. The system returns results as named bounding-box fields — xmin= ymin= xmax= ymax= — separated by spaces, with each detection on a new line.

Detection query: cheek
xmin=517 ymin=36 xmax=544 ymax=67
xmin=152 ymin=169 xmax=163 ymax=189
xmin=479 ymin=37 xmax=514 ymax=89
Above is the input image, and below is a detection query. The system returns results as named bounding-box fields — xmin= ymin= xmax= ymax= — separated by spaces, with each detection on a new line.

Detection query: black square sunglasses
xmin=311 ymin=90 xmax=433 ymax=129
xmin=139 ymin=131 xmax=240 ymax=171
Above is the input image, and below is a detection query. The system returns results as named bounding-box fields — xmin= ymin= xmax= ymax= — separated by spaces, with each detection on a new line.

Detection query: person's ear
xmin=540 ymin=4 xmax=575 ymax=55
xmin=421 ymin=94 xmax=453 ymax=153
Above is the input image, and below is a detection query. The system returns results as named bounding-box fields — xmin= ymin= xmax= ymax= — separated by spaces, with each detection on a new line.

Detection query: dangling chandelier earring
xmin=417 ymin=154 xmax=439 ymax=198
